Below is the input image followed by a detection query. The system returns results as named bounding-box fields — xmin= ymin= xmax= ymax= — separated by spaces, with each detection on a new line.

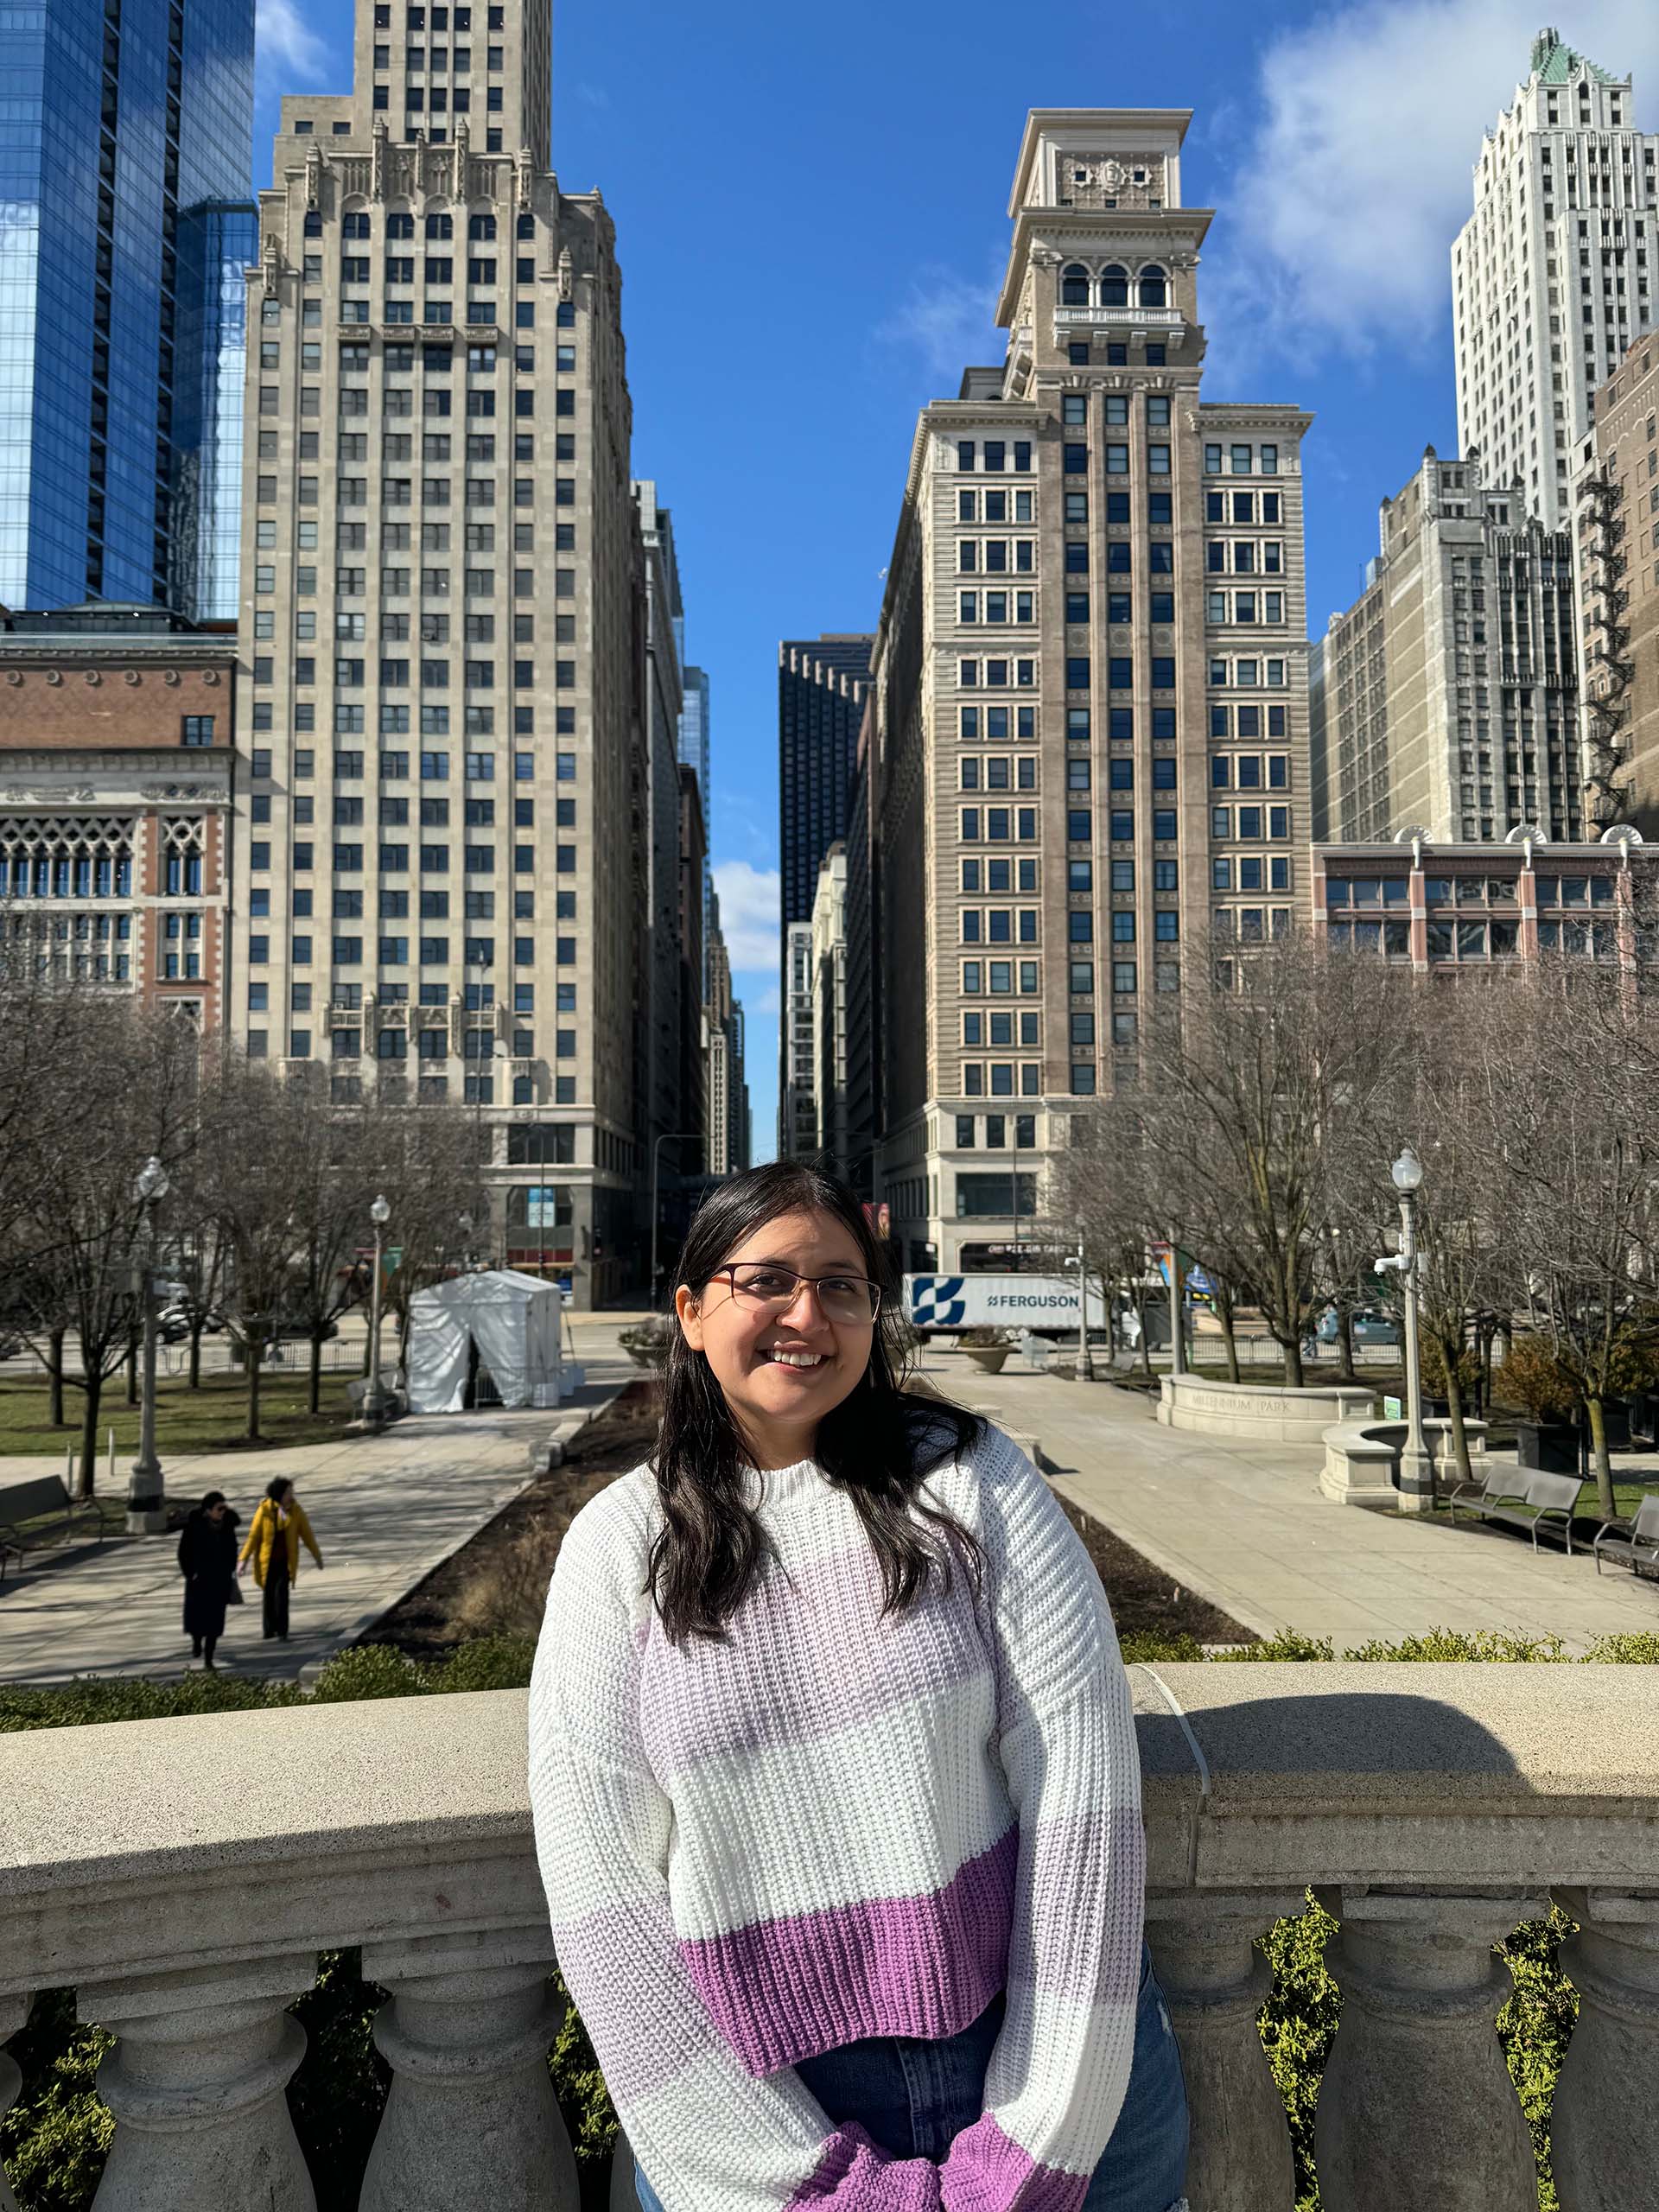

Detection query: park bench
xmin=1592 ymin=1492 xmax=1659 ymax=1582
xmin=0 ymin=1472 xmax=104 ymax=1581
xmin=1446 ymin=1465 xmax=1582 ymax=1555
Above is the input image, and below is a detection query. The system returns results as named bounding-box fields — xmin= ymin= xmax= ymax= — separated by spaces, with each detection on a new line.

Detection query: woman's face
xmin=676 ymin=1207 xmax=876 ymax=1465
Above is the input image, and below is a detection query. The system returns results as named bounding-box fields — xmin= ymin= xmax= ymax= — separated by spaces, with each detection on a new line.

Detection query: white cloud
xmin=712 ymin=859 xmax=779 ymax=974
xmin=1205 ymin=1 xmax=1659 ymax=373
xmin=257 ymin=0 xmax=330 ymax=78
xmin=575 ymin=81 xmax=611 ymax=110
xmin=874 ymin=251 xmax=1005 ymax=381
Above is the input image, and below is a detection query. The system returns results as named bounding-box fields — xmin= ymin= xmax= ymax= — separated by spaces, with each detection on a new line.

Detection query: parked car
xmin=1316 ymin=1307 xmax=1400 ymax=1348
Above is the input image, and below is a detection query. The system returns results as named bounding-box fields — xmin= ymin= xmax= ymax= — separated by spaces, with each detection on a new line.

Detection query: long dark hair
xmin=647 ymin=1161 xmax=984 ymax=1643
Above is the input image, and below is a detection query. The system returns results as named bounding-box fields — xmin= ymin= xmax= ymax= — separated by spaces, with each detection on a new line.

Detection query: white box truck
xmin=903 ymin=1273 xmax=1109 ymax=1338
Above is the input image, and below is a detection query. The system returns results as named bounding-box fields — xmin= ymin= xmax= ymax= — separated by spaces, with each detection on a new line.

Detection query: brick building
xmin=0 ymin=605 xmax=236 ymax=1026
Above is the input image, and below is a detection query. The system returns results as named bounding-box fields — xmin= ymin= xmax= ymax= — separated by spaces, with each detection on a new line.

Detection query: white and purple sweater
xmin=527 ymin=1421 xmax=1144 ymax=2212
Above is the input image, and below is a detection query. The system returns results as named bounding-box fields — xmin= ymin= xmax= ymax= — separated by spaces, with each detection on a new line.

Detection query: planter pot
xmin=964 ymin=1348 xmax=1012 ymax=1374
xmin=1516 ymin=1420 xmax=1580 ymax=1474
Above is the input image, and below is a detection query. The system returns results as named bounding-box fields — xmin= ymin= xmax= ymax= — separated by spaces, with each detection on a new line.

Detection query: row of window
xmin=1204 ymin=444 xmax=1281 ymax=475
xmin=247 ymin=748 xmax=573 ymax=784
xmin=955 ymin=490 xmax=1033 ymax=523
xmin=1212 ymin=857 xmax=1293 ymax=893
xmin=953 ymin=1115 xmax=1037 ymax=1150
xmin=1206 ymin=541 xmax=1283 ymax=574
xmin=960 ymin=1064 xmax=1044 ymax=1098
xmin=1062 ymin=656 xmax=1179 ymax=690
xmin=1209 ymin=755 xmax=1289 ymax=790
xmin=1065 ymin=442 xmax=1173 ymax=475
xmin=1060 ymin=393 xmax=1173 ymax=427
xmin=961 ymin=1011 xmax=1040 ymax=1047
xmin=1206 ymin=491 xmax=1282 ymax=525
xmin=1210 ymin=805 xmax=1294 ymax=840
xmin=1325 ymin=873 xmax=1618 ymax=910
xmin=1060 ymin=264 xmax=1169 ymax=308
xmin=246 ymin=934 xmax=575 ymax=969
xmin=1206 ymin=592 xmax=1287 ymax=625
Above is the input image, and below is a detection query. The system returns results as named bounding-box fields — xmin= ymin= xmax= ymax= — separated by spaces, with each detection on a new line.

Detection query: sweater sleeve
xmin=940 ymin=1432 xmax=1145 ymax=2212
xmin=527 ymin=1485 xmax=944 ymax=2212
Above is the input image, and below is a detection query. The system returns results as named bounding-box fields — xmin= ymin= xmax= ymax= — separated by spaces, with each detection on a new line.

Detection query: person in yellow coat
xmin=238 ymin=1477 xmax=324 ymax=1643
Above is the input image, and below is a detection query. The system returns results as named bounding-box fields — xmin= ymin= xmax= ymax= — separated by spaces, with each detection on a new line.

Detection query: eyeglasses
xmin=712 ymin=1263 xmax=882 ymax=1325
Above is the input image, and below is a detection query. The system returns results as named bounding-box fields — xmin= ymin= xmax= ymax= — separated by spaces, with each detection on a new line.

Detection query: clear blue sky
xmin=257 ymin=0 xmax=1659 ymax=1158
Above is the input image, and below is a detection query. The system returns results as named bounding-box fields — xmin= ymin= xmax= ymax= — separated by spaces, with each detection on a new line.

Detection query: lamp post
xmin=1076 ymin=1213 xmax=1095 ymax=1382
xmin=127 ymin=1156 xmax=170 ymax=1535
xmin=364 ymin=1193 xmax=391 ymax=1427
xmin=1379 ymin=1145 xmax=1433 ymax=1514
xmin=649 ymin=1131 xmax=702 ymax=1306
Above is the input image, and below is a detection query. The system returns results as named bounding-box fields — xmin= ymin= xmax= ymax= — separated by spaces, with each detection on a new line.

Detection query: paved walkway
xmin=917 ymin=1352 xmax=1659 ymax=1653
xmin=0 ymin=1353 xmax=632 ymax=1687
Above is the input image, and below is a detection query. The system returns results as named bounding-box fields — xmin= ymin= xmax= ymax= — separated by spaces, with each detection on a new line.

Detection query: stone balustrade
xmin=3 ymin=1668 xmax=1657 ymax=2210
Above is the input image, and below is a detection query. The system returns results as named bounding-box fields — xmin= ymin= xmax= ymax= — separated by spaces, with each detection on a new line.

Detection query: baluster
xmin=1145 ymin=1891 xmax=1299 ymax=2212
xmin=1314 ymin=1889 xmax=1541 ymax=2212
xmin=610 ymin=2128 xmax=641 ymax=2212
xmin=1549 ymin=1888 xmax=1659 ymax=2210
xmin=359 ymin=1928 xmax=575 ymax=2212
xmin=2 ymin=1993 xmax=29 ymax=2212
xmin=79 ymin=1955 xmax=316 ymax=2212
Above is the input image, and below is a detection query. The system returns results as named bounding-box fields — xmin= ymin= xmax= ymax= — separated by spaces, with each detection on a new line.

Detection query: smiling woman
xmin=528 ymin=1160 xmax=1187 ymax=2212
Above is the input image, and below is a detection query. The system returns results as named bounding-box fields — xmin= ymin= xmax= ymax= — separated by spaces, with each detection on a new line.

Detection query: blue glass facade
xmin=0 ymin=0 xmax=253 ymax=614
xmin=169 ymin=198 xmax=255 ymax=620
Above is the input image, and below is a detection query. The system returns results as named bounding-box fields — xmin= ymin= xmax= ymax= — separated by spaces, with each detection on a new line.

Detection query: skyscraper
xmin=0 ymin=0 xmax=255 ymax=613
xmin=238 ymin=0 xmax=647 ymax=1306
xmin=1452 ymin=29 xmax=1659 ymax=530
xmin=1311 ymin=448 xmax=1581 ymax=844
xmin=777 ymin=632 xmax=870 ymax=1156
xmin=778 ymin=635 xmax=873 ymax=929
xmin=869 ymin=108 xmax=1311 ymax=1275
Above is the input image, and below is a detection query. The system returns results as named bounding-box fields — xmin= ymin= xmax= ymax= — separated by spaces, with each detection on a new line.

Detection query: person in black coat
xmin=178 ymin=1491 xmax=240 ymax=1669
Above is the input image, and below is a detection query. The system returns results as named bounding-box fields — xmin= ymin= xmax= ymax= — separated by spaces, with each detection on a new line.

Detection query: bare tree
xmin=200 ymin=1060 xmax=316 ymax=1443
xmin=366 ymin=1097 xmax=487 ymax=1354
xmin=6 ymin=1001 xmax=204 ymax=1492
xmin=1139 ymin=931 xmax=1416 ymax=1386
xmin=1478 ymin=957 xmax=1659 ymax=1520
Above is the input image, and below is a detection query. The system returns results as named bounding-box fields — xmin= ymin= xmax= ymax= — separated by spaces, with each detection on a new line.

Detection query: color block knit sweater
xmin=527 ymin=1421 xmax=1144 ymax=2212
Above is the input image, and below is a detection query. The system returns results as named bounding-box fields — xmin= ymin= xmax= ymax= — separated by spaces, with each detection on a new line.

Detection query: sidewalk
xmin=916 ymin=1352 xmax=1659 ymax=1653
xmin=0 ymin=1358 xmax=630 ymax=1687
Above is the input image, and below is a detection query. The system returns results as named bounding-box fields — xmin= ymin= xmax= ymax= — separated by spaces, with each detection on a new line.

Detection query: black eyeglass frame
xmin=708 ymin=1263 xmax=884 ymax=1320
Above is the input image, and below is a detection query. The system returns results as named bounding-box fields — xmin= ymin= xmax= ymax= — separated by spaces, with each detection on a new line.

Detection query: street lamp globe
xmin=371 ymin=1193 xmax=391 ymax=1227
xmin=1390 ymin=1146 xmax=1424 ymax=1196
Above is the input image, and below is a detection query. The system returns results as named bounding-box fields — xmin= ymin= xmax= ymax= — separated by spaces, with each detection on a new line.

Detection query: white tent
xmin=404 ymin=1268 xmax=564 ymax=1414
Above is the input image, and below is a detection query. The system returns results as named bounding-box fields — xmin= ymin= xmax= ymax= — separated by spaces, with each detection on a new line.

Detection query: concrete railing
xmin=1158 ymin=1371 xmax=1376 ymax=1444
xmin=3 ymin=1670 xmax=1657 ymax=2211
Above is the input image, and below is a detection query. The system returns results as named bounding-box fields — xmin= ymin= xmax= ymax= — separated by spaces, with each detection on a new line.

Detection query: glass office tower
xmin=0 ymin=0 xmax=254 ymax=614
xmin=170 ymin=199 xmax=257 ymax=620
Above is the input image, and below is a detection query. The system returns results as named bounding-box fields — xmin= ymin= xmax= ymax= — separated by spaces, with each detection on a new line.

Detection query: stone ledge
xmin=5 ymin=1668 xmax=1659 ymax=2002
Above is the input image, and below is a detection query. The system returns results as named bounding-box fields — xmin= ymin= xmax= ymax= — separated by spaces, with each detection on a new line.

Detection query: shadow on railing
xmin=2 ymin=1667 xmax=1656 ymax=2210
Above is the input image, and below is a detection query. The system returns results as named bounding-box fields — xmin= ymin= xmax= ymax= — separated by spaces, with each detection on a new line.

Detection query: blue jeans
xmin=634 ymin=1944 xmax=1188 ymax=2212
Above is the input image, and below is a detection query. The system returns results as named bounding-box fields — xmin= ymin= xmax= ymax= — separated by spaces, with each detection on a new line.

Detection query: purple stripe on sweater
xmin=639 ymin=1539 xmax=993 ymax=1780
xmin=785 ymin=2122 xmax=944 ymax=2210
xmin=680 ymin=1826 xmax=1019 ymax=2075
xmin=940 ymin=2113 xmax=1088 ymax=2212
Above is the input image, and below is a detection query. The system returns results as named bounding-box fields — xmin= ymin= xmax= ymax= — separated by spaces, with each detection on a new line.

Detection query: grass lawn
xmin=0 ymin=1370 xmax=359 ymax=1464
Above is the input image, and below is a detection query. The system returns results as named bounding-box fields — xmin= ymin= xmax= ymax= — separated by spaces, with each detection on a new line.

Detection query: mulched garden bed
xmin=365 ymin=1376 xmax=1252 ymax=1659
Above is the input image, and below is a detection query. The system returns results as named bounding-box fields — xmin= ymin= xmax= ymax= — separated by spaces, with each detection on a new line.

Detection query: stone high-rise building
xmin=1310 ymin=448 xmax=1581 ymax=845
xmin=869 ymin=108 xmax=1311 ymax=1274
xmin=702 ymin=892 xmax=751 ymax=1176
xmin=634 ymin=480 xmax=689 ymax=1169
xmin=1452 ymin=29 xmax=1659 ymax=530
xmin=1573 ymin=333 xmax=1659 ymax=834
xmin=809 ymin=842 xmax=849 ymax=1171
xmin=779 ymin=918 xmax=815 ymax=1160
xmin=235 ymin=0 xmax=646 ymax=1306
